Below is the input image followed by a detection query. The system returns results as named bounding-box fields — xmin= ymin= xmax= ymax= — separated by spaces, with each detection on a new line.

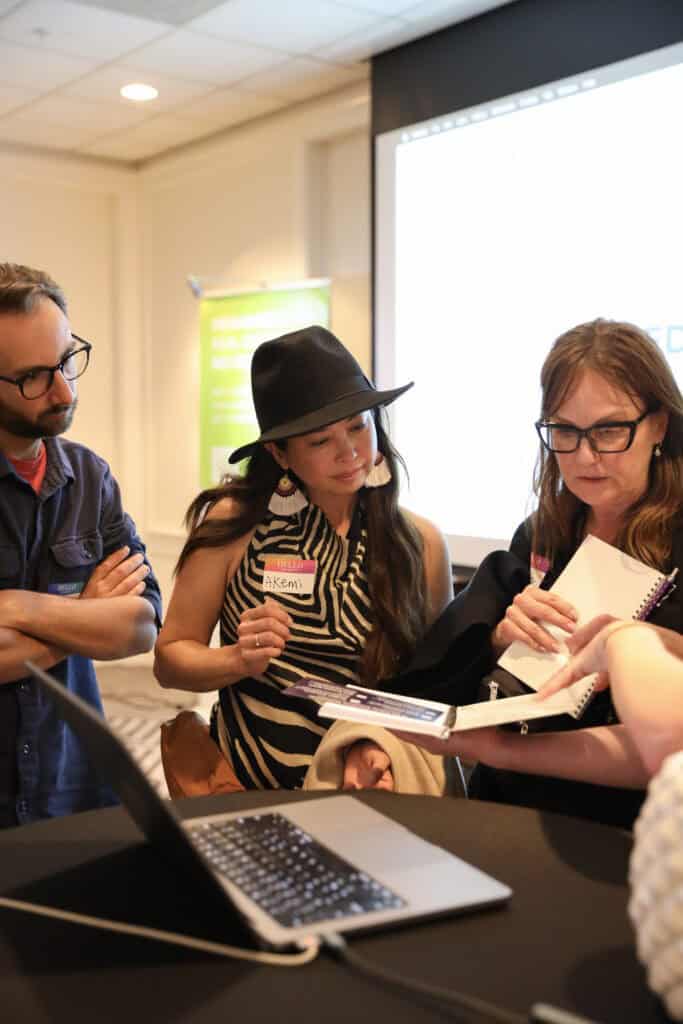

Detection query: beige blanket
xmin=303 ymin=721 xmax=448 ymax=796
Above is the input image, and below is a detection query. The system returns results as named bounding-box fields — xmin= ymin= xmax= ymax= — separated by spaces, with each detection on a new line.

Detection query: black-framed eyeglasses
xmin=0 ymin=335 xmax=92 ymax=400
xmin=535 ymin=409 xmax=651 ymax=453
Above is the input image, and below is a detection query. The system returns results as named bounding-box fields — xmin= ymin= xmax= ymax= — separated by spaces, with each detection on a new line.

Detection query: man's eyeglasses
xmin=0 ymin=335 xmax=92 ymax=400
xmin=535 ymin=410 xmax=651 ymax=453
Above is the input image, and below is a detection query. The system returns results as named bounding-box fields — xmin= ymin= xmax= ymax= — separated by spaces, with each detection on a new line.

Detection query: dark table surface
xmin=0 ymin=789 xmax=670 ymax=1024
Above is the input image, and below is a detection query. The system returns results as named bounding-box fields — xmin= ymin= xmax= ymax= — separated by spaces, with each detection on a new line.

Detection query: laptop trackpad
xmin=282 ymin=796 xmax=512 ymax=912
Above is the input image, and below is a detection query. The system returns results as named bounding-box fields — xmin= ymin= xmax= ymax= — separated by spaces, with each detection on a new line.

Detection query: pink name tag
xmin=530 ymin=551 xmax=551 ymax=586
xmin=263 ymin=557 xmax=316 ymax=595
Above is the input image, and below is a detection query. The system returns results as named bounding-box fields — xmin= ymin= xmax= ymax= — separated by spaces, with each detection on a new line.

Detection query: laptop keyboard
xmin=188 ymin=812 xmax=406 ymax=929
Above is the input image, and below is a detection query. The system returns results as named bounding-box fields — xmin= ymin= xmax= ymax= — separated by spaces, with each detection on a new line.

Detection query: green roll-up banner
xmin=199 ymin=280 xmax=330 ymax=487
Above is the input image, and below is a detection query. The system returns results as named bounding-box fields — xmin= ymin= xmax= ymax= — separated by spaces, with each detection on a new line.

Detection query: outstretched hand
xmin=393 ymin=725 xmax=505 ymax=766
xmin=537 ymin=614 xmax=620 ymax=699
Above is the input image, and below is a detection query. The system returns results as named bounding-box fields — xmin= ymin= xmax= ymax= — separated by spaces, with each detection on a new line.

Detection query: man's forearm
xmin=1 ymin=592 xmax=157 ymax=660
xmin=0 ymin=626 xmax=67 ymax=684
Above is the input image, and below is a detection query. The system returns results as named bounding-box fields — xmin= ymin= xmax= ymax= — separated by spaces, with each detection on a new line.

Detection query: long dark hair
xmin=176 ymin=410 xmax=427 ymax=683
xmin=533 ymin=319 xmax=683 ymax=569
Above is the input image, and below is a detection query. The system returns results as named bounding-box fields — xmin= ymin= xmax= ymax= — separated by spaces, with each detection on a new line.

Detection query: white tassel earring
xmin=268 ymin=473 xmax=308 ymax=515
xmin=654 ymin=442 xmax=663 ymax=458
xmin=364 ymin=452 xmax=392 ymax=488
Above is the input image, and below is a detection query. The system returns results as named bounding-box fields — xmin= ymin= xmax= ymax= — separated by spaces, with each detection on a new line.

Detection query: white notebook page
xmin=497 ymin=534 xmax=669 ymax=704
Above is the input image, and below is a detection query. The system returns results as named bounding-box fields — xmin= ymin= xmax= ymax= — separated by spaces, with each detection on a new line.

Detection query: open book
xmin=286 ymin=676 xmax=591 ymax=739
xmin=497 ymin=534 xmax=678 ymax=716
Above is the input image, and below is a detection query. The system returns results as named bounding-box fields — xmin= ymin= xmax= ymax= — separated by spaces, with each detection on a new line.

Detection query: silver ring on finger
xmin=254 ymin=633 xmax=261 ymax=648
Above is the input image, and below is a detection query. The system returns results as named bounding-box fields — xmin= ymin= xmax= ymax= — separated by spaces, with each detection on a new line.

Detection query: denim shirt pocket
xmin=0 ymin=545 xmax=21 ymax=587
xmin=49 ymin=533 xmax=103 ymax=597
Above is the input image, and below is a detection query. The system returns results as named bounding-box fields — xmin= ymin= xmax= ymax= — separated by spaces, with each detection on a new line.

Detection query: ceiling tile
xmin=128 ymin=27 xmax=285 ymax=84
xmin=73 ymin=0 xmax=227 ymax=25
xmin=0 ymin=0 xmax=514 ymax=163
xmin=171 ymin=85 xmax=287 ymax=126
xmin=316 ymin=16 xmax=417 ymax=62
xmin=0 ymin=0 xmax=170 ymax=61
xmin=239 ymin=57 xmax=367 ymax=102
xmin=400 ymin=0 xmax=510 ymax=26
xmin=0 ymin=110 xmax=100 ymax=150
xmin=188 ymin=0 xmax=379 ymax=54
xmin=332 ymin=0 xmax=418 ymax=12
xmin=0 ymin=40 xmax=98 ymax=89
xmin=80 ymin=111 xmax=219 ymax=160
xmin=0 ymin=83 xmax=40 ymax=117
xmin=13 ymin=92 xmax=151 ymax=132
xmin=61 ymin=63 xmax=214 ymax=111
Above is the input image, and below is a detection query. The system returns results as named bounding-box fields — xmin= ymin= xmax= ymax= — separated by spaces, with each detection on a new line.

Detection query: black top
xmin=387 ymin=517 xmax=683 ymax=829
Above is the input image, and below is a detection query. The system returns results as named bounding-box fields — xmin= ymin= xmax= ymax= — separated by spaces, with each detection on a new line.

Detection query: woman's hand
xmin=236 ymin=598 xmax=292 ymax=676
xmin=342 ymin=740 xmax=394 ymax=791
xmin=538 ymin=614 xmax=627 ymax=699
xmin=492 ymin=584 xmax=578 ymax=655
xmin=393 ymin=726 xmax=506 ymax=767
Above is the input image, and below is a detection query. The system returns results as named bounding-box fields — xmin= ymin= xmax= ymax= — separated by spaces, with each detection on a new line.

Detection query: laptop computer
xmin=26 ymin=661 xmax=512 ymax=950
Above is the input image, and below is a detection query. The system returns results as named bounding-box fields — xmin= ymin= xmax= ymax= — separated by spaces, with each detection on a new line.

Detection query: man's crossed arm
xmin=0 ymin=548 xmax=158 ymax=684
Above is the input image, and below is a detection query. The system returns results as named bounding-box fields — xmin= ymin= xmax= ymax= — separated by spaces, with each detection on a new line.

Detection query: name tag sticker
xmin=263 ymin=557 xmax=316 ymax=595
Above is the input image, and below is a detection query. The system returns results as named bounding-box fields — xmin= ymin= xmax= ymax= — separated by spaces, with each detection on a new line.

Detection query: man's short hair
xmin=0 ymin=263 xmax=67 ymax=316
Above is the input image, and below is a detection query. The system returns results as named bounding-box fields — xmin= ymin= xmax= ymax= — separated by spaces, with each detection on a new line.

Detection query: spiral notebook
xmin=497 ymin=533 xmax=678 ymax=717
xmin=287 ymin=535 xmax=678 ymax=735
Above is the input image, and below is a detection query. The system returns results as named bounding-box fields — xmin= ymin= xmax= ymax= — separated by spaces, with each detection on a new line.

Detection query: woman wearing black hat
xmin=154 ymin=326 xmax=453 ymax=792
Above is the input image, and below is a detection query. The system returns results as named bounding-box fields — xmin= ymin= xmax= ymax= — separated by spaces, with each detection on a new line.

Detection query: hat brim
xmin=228 ymin=381 xmax=413 ymax=464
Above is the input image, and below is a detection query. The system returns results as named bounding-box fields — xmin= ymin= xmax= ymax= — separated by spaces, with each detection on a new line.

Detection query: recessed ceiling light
xmin=120 ymin=83 xmax=158 ymax=102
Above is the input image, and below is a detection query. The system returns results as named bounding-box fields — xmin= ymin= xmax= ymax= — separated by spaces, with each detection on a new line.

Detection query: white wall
xmin=139 ymin=84 xmax=371 ymax=614
xmin=316 ymin=127 xmax=371 ymax=371
xmin=1 ymin=85 xmax=372 ymax=643
xmin=1 ymin=147 xmax=145 ymax=523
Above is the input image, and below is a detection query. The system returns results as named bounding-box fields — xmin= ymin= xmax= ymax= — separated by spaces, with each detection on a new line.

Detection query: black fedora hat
xmin=228 ymin=325 xmax=413 ymax=463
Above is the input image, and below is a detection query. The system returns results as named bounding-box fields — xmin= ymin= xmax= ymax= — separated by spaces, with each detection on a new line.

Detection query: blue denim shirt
xmin=0 ymin=437 xmax=162 ymax=825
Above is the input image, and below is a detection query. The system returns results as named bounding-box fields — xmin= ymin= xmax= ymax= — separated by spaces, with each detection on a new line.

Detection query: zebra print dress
xmin=216 ymin=499 xmax=373 ymax=789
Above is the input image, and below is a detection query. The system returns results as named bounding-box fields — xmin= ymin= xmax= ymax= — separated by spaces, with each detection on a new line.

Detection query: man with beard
xmin=0 ymin=263 xmax=161 ymax=826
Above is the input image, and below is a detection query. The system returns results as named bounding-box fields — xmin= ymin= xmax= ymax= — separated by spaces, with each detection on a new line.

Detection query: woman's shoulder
xmin=203 ymin=495 xmax=246 ymax=522
xmin=400 ymin=508 xmax=447 ymax=547
xmin=509 ymin=516 xmax=533 ymax=557
xmin=194 ymin=495 xmax=257 ymax=571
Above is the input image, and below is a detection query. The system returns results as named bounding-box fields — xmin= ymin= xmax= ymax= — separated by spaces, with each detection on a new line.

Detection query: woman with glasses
xmin=397 ymin=318 xmax=683 ymax=828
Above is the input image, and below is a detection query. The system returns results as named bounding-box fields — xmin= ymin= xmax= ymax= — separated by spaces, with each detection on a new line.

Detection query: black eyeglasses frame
xmin=535 ymin=409 xmax=652 ymax=454
xmin=0 ymin=334 xmax=92 ymax=400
